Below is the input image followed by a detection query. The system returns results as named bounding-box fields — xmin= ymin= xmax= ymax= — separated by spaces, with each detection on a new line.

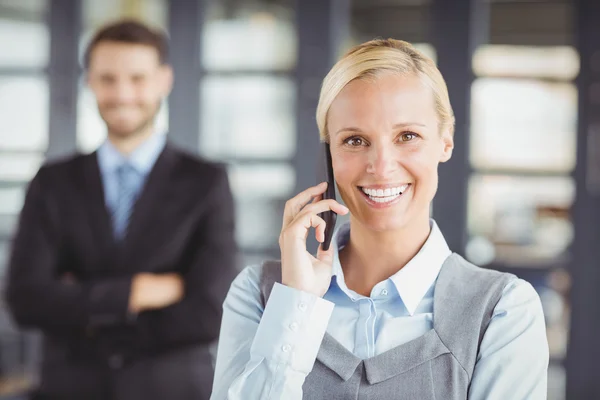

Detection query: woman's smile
xmin=357 ymin=183 xmax=411 ymax=208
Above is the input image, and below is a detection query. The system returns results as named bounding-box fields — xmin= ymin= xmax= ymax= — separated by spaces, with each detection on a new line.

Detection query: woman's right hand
xmin=278 ymin=182 xmax=349 ymax=297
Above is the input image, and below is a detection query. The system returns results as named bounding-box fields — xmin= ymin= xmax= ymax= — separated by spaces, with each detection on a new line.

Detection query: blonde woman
xmin=211 ymin=39 xmax=549 ymax=400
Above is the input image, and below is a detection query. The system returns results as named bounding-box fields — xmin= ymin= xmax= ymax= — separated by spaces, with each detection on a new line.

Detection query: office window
xmin=200 ymin=76 xmax=296 ymax=160
xmin=0 ymin=153 xmax=44 ymax=182
xmin=0 ymin=77 xmax=49 ymax=151
xmin=228 ymin=163 xmax=294 ymax=250
xmin=0 ymin=10 xmax=49 ymax=68
xmin=202 ymin=0 xmax=296 ymax=71
xmin=473 ymin=45 xmax=579 ymax=80
xmin=467 ymin=174 xmax=574 ymax=267
xmin=0 ymin=186 xmax=25 ymax=220
xmin=470 ymin=78 xmax=577 ymax=172
xmin=200 ymin=0 xmax=297 ymax=264
xmin=468 ymin=45 xmax=578 ymax=268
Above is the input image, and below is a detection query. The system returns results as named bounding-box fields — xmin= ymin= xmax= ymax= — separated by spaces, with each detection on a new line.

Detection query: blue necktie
xmin=112 ymin=163 xmax=140 ymax=241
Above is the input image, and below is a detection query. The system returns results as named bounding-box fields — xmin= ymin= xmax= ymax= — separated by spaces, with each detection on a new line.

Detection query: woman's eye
xmin=400 ymin=132 xmax=418 ymax=142
xmin=345 ymin=137 xmax=365 ymax=146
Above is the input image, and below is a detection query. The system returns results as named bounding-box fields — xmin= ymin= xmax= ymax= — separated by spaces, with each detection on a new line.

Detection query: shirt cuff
xmin=251 ymin=282 xmax=334 ymax=374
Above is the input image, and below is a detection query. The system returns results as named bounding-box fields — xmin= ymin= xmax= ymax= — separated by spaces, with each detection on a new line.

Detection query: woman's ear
xmin=439 ymin=130 xmax=454 ymax=163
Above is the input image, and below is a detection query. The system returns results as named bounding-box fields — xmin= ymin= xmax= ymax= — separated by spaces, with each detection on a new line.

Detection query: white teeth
xmin=372 ymin=195 xmax=398 ymax=203
xmin=361 ymin=185 xmax=409 ymax=198
xmin=363 ymin=188 xmax=375 ymax=196
xmin=360 ymin=184 xmax=411 ymax=204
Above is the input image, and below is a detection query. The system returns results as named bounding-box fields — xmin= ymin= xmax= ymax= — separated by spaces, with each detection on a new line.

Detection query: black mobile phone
xmin=319 ymin=143 xmax=337 ymax=251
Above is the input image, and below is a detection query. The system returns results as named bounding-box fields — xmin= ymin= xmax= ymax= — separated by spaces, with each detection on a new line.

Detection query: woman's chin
xmin=355 ymin=214 xmax=411 ymax=233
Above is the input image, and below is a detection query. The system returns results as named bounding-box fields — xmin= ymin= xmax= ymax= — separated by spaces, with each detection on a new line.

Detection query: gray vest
xmin=258 ymin=253 xmax=514 ymax=400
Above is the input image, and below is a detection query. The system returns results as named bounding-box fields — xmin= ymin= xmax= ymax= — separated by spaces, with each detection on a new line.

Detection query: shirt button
xmin=289 ymin=322 xmax=299 ymax=332
xmin=298 ymin=302 xmax=307 ymax=312
xmin=282 ymin=344 xmax=292 ymax=353
xmin=381 ymin=289 xmax=388 ymax=296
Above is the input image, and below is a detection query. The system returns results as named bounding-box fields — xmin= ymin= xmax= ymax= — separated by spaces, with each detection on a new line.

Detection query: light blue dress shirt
xmin=211 ymin=220 xmax=549 ymax=400
xmin=96 ymin=132 xmax=167 ymax=213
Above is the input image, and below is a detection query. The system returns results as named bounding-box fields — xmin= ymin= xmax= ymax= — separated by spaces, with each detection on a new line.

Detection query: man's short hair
xmin=83 ymin=19 xmax=169 ymax=68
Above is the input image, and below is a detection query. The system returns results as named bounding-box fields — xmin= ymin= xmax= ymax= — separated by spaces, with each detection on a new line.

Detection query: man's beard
xmin=99 ymin=101 xmax=161 ymax=138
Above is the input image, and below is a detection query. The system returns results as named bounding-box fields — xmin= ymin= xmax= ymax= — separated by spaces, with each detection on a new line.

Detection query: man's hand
xmin=129 ymin=273 xmax=184 ymax=313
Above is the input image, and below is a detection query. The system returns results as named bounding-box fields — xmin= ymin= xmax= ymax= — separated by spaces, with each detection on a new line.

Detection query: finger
xmin=302 ymin=214 xmax=326 ymax=238
xmin=282 ymin=182 xmax=328 ymax=228
xmin=281 ymin=213 xmax=327 ymax=246
xmin=300 ymin=199 xmax=349 ymax=217
xmin=317 ymin=242 xmax=335 ymax=265
xmin=315 ymin=215 xmax=326 ymax=243
xmin=311 ymin=193 xmax=324 ymax=204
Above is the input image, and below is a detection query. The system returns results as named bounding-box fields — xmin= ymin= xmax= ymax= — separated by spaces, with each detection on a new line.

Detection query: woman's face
xmin=327 ymin=73 xmax=453 ymax=233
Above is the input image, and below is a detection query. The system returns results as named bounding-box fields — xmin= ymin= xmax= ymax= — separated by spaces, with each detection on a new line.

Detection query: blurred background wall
xmin=0 ymin=0 xmax=599 ymax=399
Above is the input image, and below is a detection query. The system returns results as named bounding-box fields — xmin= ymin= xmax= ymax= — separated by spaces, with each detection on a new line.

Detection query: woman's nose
xmin=366 ymin=145 xmax=396 ymax=178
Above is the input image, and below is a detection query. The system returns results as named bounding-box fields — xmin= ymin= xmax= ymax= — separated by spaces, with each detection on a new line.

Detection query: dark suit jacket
xmin=5 ymin=143 xmax=237 ymax=399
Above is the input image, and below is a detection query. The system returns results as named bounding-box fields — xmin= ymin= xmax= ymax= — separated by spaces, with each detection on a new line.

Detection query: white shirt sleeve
xmin=211 ymin=265 xmax=335 ymax=400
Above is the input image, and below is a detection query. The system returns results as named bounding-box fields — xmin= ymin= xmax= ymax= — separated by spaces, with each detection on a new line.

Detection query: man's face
xmin=87 ymin=41 xmax=172 ymax=138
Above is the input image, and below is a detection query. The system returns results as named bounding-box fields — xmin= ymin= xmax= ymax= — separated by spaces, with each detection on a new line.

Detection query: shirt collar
xmin=97 ymin=131 xmax=167 ymax=176
xmin=330 ymin=219 xmax=451 ymax=316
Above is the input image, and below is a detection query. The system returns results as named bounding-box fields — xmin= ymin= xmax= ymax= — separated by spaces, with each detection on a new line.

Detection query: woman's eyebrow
xmin=393 ymin=122 xmax=427 ymax=128
xmin=334 ymin=127 xmax=363 ymax=136
xmin=334 ymin=122 xmax=427 ymax=136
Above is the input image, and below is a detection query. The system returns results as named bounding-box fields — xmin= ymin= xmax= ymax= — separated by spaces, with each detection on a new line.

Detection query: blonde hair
xmin=316 ymin=39 xmax=455 ymax=142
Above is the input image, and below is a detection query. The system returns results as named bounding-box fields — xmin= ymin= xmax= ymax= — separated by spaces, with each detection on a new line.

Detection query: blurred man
xmin=5 ymin=20 xmax=237 ymax=400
